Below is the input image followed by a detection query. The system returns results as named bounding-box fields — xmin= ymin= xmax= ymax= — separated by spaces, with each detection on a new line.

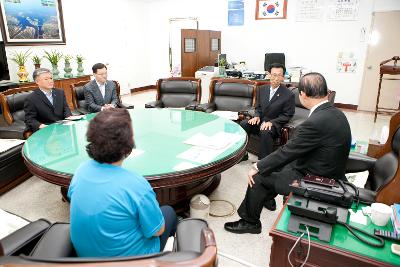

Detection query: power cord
xmin=288 ymin=225 xmax=310 ymax=267
xmin=338 ymin=222 xmax=384 ymax=248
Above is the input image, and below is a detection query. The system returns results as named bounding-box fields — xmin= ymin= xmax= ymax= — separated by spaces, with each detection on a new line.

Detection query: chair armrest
xmin=185 ymin=101 xmax=199 ymax=111
xmin=345 ymin=151 xmax=377 ymax=173
xmin=0 ymin=122 xmax=26 ymax=139
xmin=117 ymin=102 xmax=134 ymax=109
xmin=145 ymin=100 xmax=163 ymax=108
xmin=197 ymin=103 xmax=216 ymax=113
xmin=174 ymin=218 xmax=209 ymax=253
xmin=1 ymin=219 xmax=51 ymax=256
xmin=238 ymin=107 xmax=256 ymax=120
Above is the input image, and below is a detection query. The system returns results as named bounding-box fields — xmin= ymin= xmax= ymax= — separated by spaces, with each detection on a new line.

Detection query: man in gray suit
xmin=84 ymin=63 xmax=119 ymax=113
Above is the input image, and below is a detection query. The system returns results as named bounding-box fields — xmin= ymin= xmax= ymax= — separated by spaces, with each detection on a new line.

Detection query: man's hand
xmin=248 ymin=163 xmax=259 ymax=188
xmin=260 ymin=121 xmax=273 ymax=131
xmin=39 ymin=124 xmax=47 ymax=129
xmin=101 ymin=104 xmax=114 ymax=111
xmin=248 ymin=116 xmax=260 ymax=125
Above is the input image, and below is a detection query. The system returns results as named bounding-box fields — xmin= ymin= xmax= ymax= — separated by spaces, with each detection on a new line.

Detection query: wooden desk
xmin=269 ymin=201 xmax=400 ymax=267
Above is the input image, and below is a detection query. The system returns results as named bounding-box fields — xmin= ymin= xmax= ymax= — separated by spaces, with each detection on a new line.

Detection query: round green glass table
xmin=22 ymin=109 xmax=247 ymax=209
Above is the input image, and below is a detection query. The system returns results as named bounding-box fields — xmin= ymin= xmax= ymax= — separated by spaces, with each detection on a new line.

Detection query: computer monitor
xmin=0 ymin=41 xmax=10 ymax=81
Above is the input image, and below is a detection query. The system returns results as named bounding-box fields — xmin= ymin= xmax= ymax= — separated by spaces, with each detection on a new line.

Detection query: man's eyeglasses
xmin=270 ymin=73 xmax=283 ymax=78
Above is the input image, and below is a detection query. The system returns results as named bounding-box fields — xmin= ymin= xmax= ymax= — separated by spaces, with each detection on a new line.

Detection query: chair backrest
xmin=70 ymin=81 xmax=88 ymax=112
xmin=0 ymin=85 xmax=37 ymax=125
xmin=209 ymin=78 xmax=256 ymax=112
xmin=264 ymin=53 xmax=285 ymax=71
xmin=156 ymin=77 xmax=201 ymax=108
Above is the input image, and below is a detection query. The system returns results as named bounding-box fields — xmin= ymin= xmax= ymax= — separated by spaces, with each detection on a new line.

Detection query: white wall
xmin=5 ymin=0 xmax=149 ymax=95
xmin=144 ymin=0 xmax=400 ymax=105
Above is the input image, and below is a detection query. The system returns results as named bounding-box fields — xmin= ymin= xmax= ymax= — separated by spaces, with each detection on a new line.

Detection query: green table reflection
xmin=23 ymin=109 xmax=247 ymax=208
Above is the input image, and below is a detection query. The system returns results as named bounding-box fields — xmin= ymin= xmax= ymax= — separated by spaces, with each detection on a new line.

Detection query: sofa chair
xmin=196 ymin=78 xmax=256 ymax=115
xmin=0 ymin=218 xmax=217 ymax=267
xmin=145 ymin=77 xmax=201 ymax=109
xmin=246 ymin=86 xmax=336 ymax=157
xmin=0 ymin=85 xmax=38 ymax=139
xmin=71 ymin=80 xmax=134 ymax=114
xmin=346 ymin=112 xmax=400 ymax=206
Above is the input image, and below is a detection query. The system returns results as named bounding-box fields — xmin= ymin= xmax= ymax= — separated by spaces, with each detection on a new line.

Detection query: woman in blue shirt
xmin=68 ymin=108 xmax=177 ymax=257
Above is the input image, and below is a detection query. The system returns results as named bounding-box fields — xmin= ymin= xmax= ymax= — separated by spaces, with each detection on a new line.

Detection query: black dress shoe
xmin=224 ymin=219 xmax=261 ymax=234
xmin=263 ymin=199 xmax=276 ymax=211
xmin=240 ymin=152 xmax=249 ymax=162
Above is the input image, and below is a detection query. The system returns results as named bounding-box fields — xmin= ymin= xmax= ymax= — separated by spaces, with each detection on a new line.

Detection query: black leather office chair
xmin=264 ymin=53 xmax=285 ymax=72
xmin=71 ymin=80 xmax=134 ymax=114
xmin=145 ymin=77 xmax=201 ymax=109
xmin=70 ymin=81 xmax=89 ymax=114
xmin=0 ymin=85 xmax=37 ymax=139
xmin=346 ymin=112 xmax=400 ymax=205
xmin=0 ymin=218 xmax=217 ymax=267
xmin=197 ymin=78 xmax=256 ymax=114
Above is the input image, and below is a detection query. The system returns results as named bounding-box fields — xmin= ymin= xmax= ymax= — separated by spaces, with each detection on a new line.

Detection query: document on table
xmin=179 ymin=132 xmax=243 ymax=164
xmin=184 ymin=132 xmax=242 ymax=150
xmin=0 ymin=139 xmax=25 ymax=153
xmin=173 ymin=161 xmax=199 ymax=171
xmin=211 ymin=110 xmax=239 ymax=120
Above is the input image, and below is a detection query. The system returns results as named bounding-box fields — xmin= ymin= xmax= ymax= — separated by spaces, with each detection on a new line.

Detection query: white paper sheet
xmin=211 ymin=110 xmax=238 ymax=120
xmin=0 ymin=139 xmax=25 ymax=153
xmin=184 ymin=132 xmax=242 ymax=150
xmin=127 ymin=149 xmax=144 ymax=158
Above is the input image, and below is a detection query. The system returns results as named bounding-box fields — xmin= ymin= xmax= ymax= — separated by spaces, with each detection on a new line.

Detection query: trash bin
xmin=189 ymin=194 xmax=210 ymax=219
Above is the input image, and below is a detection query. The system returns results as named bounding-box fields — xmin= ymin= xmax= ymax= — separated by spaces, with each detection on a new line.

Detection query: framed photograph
xmin=0 ymin=0 xmax=66 ymax=45
xmin=255 ymin=0 xmax=287 ymax=20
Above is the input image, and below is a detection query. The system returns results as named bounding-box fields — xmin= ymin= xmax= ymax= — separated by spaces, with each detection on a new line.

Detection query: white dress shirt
xmin=269 ymin=85 xmax=279 ymax=101
xmin=309 ymin=100 xmax=329 ymax=117
xmin=96 ymin=80 xmax=107 ymax=99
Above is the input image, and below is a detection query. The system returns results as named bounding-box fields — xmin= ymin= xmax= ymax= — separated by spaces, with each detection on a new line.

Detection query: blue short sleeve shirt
xmin=68 ymin=160 xmax=164 ymax=257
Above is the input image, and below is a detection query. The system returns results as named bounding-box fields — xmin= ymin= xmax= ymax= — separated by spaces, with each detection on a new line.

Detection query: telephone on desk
xmin=242 ymin=71 xmax=267 ymax=80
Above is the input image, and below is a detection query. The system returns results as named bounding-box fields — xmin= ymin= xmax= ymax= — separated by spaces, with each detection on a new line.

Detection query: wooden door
xmin=358 ymin=11 xmax=400 ymax=112
xmin=181 ymin=29 xmax=221 ymax=77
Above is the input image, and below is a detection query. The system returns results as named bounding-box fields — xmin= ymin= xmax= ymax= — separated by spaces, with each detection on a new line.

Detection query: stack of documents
xmin=178 ymin=132 xmax=242 ymax=164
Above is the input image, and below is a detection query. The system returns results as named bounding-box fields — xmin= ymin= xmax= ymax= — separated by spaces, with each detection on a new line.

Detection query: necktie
xmin=269 ymin=89 xmax=275 ymax=101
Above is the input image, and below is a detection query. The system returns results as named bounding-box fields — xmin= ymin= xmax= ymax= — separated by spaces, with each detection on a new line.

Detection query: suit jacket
xmin=257 ymin=102 xmax=351 ymax=180
xmin=24 ymin=88 xmax=72 ymax=132
xmin=254 ymin=84 xmax=295 ymax=132
xmin=84 ymin=80 xmax=118 ymax=113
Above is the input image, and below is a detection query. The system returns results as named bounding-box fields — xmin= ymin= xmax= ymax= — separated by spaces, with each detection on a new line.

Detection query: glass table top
xmin=23 ymin=109 xmax=247 ymax=178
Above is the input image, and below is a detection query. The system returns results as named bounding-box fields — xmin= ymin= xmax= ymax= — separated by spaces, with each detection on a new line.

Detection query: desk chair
xmin=197 ymin=78 xmax=256 ymax=114
xmin=145 ymin=77 xmax=201 ymax=109
xmin=0 ymin=85 xmax=38 ymax=139
xmin=71 ymin=80 xmax=134 ymax=114
xmin=264 ymin=53 xmax=285 ymax=72
xmin=346 ymin=112 xmax=400 ymax=205
xmin=0 ymin=218 xmax=217 ymax=267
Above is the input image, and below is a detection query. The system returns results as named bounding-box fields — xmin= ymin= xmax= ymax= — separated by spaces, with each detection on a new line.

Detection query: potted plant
xmin=76 ymin=55 xmax=85 ymax=76
xmin=32 ymin=55 xmax=42 ymax=69
xmin=63 ymin=54 xmax=73 ymax=78
xmin=218 ymin=58 xmax=226 ymax=77
xmin=44 ymin=50 xmax=63 ymax=79
xmin=10 ymin=49 xmax=31 ymax=82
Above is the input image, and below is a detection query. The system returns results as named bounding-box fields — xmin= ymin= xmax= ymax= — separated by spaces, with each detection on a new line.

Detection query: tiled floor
xmin=0 ymin=90 xmax=392 ymax=266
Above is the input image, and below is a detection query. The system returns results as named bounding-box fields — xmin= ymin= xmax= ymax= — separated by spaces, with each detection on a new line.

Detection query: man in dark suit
xmin=24 ymin=68 xmax=72 ymax=133
xmin=225 ymin=72 xmax=351 ymax=234
xmin=240 ymin=63 xmax=295 ymax=160
xmin=84 ymin=63 xmax=119 ymax=113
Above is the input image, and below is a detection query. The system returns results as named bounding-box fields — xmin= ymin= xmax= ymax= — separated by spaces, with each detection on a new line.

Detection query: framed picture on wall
xmin=255 ymin=0 xmax=287 ymax=20
xmin=0 ymin=0 xmax=66 ymax=46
